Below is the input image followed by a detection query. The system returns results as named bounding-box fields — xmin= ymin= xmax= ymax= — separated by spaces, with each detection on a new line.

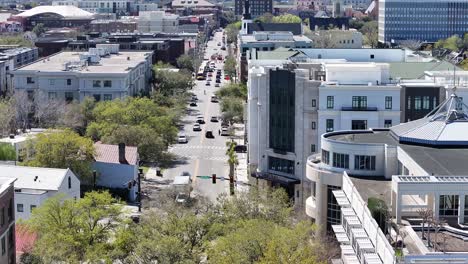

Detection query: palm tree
xmin=226 ymin=141 xmax=238 ymax=185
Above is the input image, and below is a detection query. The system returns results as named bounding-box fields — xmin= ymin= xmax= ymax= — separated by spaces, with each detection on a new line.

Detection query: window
xmin=326 ymin=96 xmax=334 ymax=109
xmin=326 ymin=119 xmax=334 ymax=132
xmin=352 ymin=96 xmax=367 ymax=109
xmin=48 ymin=92 xmax=57 ymax=100
xmin=370 ymin=54 xmax=375 ymax=59
xmin=333 ymin=153 xmax=349 ymax=169
xmin=8 ymin=227 xmax=12 ymax=249
xmin=103 ymin=80 xmax=112 ymax=87
xmin=312 ymin=99 xmax=316 ymax=107
xmin=352 ymin=120 xmax=367 ymax=130
xmin=268 ymin=157 xmax=295 ymax=175
xmin=1 ymin=237 xmax=4 ymax=255
xmin=311 ymin=121 xmax=316 ymax=130
xmin=322 ymin=150 xmax=330 ymax=165
xmin=7 ymin=199 xmax=12 ymax=221
xmin=384 ymin=119 xmax=392 ymax=128
xmin=49 ymin=79 xmax=55 ymax=85
xmin=456 ymin=97 xmax=463 ymax=110
xmin=414 ymin=96 xmax=422 ymax=110
xmin=68 ymin=176 xmax=71 ymax=189
xmin=26 ymin=77 xmax=34 ymax=84
xmin=326 ymin=185 xmax=341 ymax=231
xmin=355 ymin=155 xmax=376 ymax=170
xmin=385 ymin=96 xmax=392 ymax=109
xmin=311 ymin=144 xmax=316 ymax=153
xmin=422 ymin=96 xmax=430 ymax=110
xmin=30 ymin=205 xmax=36 ymax=213
xmin=65 ymin=92 xmax=74 ymax=103
xmin=93 ymin=94 xmax=101 ymax=102
xmin=439 ymin=195 xmax=459 ymax=216
xmin=17 ymin=204 xmax=23 ymax=212
xmin=67 ymin=79 xmax=72 ymax=85
xmin=103 ymin=94 xmax=112 ymax=101
xmin=92 ymin=80 xmax=102 ymax=87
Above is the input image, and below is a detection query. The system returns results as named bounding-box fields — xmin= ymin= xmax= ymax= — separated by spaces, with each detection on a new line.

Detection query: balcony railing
xmin=341 ymin=106 xmax=378 ymax=111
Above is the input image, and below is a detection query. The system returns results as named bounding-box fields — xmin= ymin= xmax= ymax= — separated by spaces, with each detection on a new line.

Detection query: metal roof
xmin=16 ymin=6 xmax=93 ymax=18
xmin=94 ymin=143 xmax=138 ymax=166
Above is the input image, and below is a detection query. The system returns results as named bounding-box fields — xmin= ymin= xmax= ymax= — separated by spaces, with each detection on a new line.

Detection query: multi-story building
xmin=0 ymin=165 xmax=80 ymax=220
xmin=309 ymin=29 xmax=363 ymax=48
xmin=13 ymin=45 xmax=153 ymax=103
xmin=53 ymin=0 xmax=132 ymax=14
xmin=378 ymin=0 xmax=468 ymax=44
xmin=0 ymin=177 xmax=16 ymax=264
xmin=0 ymin=47 xmax=39 ymax=96
xmin=90 ymin=19 xmax=137 ymax=33
xmin=235 ymin=0 xmax=272 ymax=18
xmin=137 ymin=11 xmax=179 ymax=33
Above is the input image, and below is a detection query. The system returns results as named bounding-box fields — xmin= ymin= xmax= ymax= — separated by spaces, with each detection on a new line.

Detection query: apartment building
xmin=235 ymin=0 xmax=272 ymax=18
xmin=13 ymin=45 xmax=153 ymax=103
xmin=309 ymin=29 xmax=363 ymax=48
xmin=378 ymin=0 xmax=468 ymax=44
xmin=137 ymin=11 xmax=179 ymax=33
xmin=0 ymin=178 xmax=16 ymax=264
xmin=0 ymin=47 xmax=39 ymax=96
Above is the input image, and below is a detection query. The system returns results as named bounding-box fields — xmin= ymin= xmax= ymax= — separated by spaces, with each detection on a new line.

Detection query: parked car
xmin=215 ymin=79 xmax=221 ymax=83
xmin=196 ymin=115 xmax=205 ymax=124
xmin=220 ymin=127 xmax=229 ymax=136
xmin=193 ymin=123 xmax=201 ymax=131
xmin=211 ymin=95 xmax=218 ymax=103
xmin=210 ymin=116 xmax=218 ymax=122
xmin=217 ymin=42 xmax=221 ymax=46
xmin=178 ymin=134 xmax=188 ymax=143
xmin=205 ymin=130 xmax=214 ymax=138
xmin=221 ymin=46 xmax=226 ymax=50
xmin=191 ymin=95 xmax=198 ymax=101
xmin=180 ymin=171 xmax=191 ymax=177
xmin=189 ymin=102 xmax=197 ymax=107
xmin=206 ymin=81 xmax=211 ymax=86
xmin=234 ymin=145 xmax=247 ymax=153
xmin=215 ymin=83 xmax=220 ymax=87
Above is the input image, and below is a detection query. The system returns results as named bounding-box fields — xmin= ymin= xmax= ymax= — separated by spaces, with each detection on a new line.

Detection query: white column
xmin=433 ymin=193 xmax=440 ymax=221
xmin=459 ymin=194 xmax=465 ymax=225
xmin=395 ymin=191 xmax=402 ymax=224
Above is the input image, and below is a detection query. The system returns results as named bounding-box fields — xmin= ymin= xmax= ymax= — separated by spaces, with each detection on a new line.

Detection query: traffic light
xmin=212 ymin=174 xmax=216 ymax=184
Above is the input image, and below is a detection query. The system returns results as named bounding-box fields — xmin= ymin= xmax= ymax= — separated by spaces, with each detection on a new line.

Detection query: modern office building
xmin=13 ymin=45 xmax=153 ymax=103
xmin=235 ymin=0 xmax=273 ymax=18
xmin=378 ymin=0 xmax=468 ymax=44
xmin=90 ymin=19 xmax=137 ymax=33
xmin=0 ymin=177 xmax=16 ymax=264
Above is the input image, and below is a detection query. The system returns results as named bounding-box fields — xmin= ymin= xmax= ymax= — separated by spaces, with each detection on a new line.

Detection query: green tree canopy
xmin=435 ymin=34 xmax=468 ymax=51
xmin=223 ymin=55 xmax=237 ymax=80
xmin=361 ymin=20 xmax=378 ymax=48
xmin=153 ymin=67 xmax=194 ymax=96
xmin=26 ymin=191 xmax=124 ymax=263
xmin=216 ymin=83 xmax=247 ymax=100
xmin=225 ymin=21 xmax=241 ymax=44
xmin=86 ymin=97 xmax=178 ymax=164
xmin=272 ymin=14 xmax=302 ymax=23
xmin=0 ymin=143 xmax=15 ymax=161
xmin=24 ymin=129 xmax=95 ymax=183
xmin=176 ymin=54 xmax=196 ymax=72
xmin=0 ymin=35 xmax=33 ymax=47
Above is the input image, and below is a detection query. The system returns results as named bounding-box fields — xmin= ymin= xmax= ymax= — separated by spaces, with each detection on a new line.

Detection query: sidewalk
xmin=233 ymin=123 xmax=249 ymax=193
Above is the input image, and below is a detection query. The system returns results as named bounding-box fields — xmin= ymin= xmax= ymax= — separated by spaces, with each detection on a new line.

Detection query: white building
xmin=13 ymin=45 xmax=153 ymax=103
xmin=247 ymin=59 xmax=402 ymax=205
xmin=53 ymin=0 xmax=131 ymax=14
xmin=0 ymin=129 xmax=45 ymax=160
xmin=310 ymin=29 xmax=363 ymax=49
xmin=0 ymin=165 xmax=80 ymax=220
xmin=137 ymin=11 xmax=179 ymax=33
xmin=93 ymin=143 xmax=139 ymax=202
xmin=0 ymin=47 xmax=39 ymax=95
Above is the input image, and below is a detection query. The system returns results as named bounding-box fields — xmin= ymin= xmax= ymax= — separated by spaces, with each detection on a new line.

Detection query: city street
xmin=152 ymin=30 xmax=231 ymax=202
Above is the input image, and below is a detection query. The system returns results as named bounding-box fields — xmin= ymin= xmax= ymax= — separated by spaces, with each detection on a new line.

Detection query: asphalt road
xmin=164 ymin=30 xmax=230 ymax=202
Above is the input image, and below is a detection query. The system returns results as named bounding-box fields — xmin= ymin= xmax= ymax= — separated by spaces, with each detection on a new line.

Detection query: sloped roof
xmin=0 ymin=165 xmax=71 ymax=191
xmin=390 ymin=93 xmax=468 ymax=147
xmin=94 ymin=143 xmax=138 ymax=165
xmin=16 ymin=6 xmax=93 ymax=19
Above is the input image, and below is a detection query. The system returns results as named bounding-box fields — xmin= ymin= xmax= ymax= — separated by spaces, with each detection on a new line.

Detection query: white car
xmin=193 ymin=123 xmax=201 ymax=131
xmin=176 ymin=193 xmax=189 ymax=204
xmin=221 ymin=127 xmax=229 ymax=136
xmin=178 ymin=134 xmax=188 ymax=144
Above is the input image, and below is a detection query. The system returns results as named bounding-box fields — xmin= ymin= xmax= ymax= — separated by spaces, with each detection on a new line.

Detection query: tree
xmin=0 ymin=35 xmax=33 ymax=47
xmin=14 ymin=90 xmax=34 ymax=131
xmin=220 ymin=97 xmax=244 ymax=124
xmin=32 ymin=23 xmax=46 ymax=36
xmin=0 ymin=143 xmax=15 ymax=161
xmin=216 ymin=83 xmax=247 ymax=100
xmin=220 ymin=11 xmax=237 ymax=27
xmin=176 ymin=54 xmax=195 ymax=72
xmin=306 ymin=30 xmax=339 ymax=48
xmin=26 ymin=191 xmax=124 ymax=263
xmin=272 ymin=14 xmax=302 ymax=23
xmin=254 ymin=13 xmax=274 ymax=23
xmin=226 ymin=141 xmax=238 ymax=183
xmin=0 ymin=97 xmax=15 ymax=136
xmin=417 ymin=208 xmax=433 ymax=243
xmin=24 ymin=129 xmax=95 ymax=183
xmin=224 ymin=55 xmax=237 ymax=80
xmin=361 ymin=21 xmax=378 ymax=48
xmin=225 ymin=21 xmax=241 ymax=44
xmin=400 ymin=39 xmax=422 ymax=50
xmin=153 ymin=67 xmax=194 ymax=96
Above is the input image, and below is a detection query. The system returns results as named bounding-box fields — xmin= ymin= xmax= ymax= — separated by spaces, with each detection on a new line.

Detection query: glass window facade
xmin=322 ymin=150 xmax=330 ymax=165
xmin=439 ymin=195 xmax=459 ymax=216
xmin=326 ymin=119 xmax=334 ymax=132
xmin=352 ymin=120 xmax=367 ymax=130
xmin=268 ymin=156 xmax=294 ymax=175
xmin=327 ymin=185 xmax=341 ymax=231
xmin=327 ymin=96 xmax=334 ymax=109
xmin=333 ymin=153 xmax=349 ymax=169
xmin=384 ymin=119 xmax=392 ymax=128
xmin=354 ymin=155 xmax=376 ymax=170
xmin=269 ymin=70 xmax=295 ymax=152
xmin=352 ymin=96 xmax=367 ymax=109
xmin=385 ymin=96 xmax=392 ymax=109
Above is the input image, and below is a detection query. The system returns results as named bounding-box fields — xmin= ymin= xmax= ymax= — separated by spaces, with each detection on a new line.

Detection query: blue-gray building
xmin=379 ymin=0 xmax=468 ymax=44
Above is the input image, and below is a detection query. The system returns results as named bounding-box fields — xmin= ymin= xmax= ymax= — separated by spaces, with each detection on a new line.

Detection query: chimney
xmin=118 ymin=143 xmax=127 ymax=164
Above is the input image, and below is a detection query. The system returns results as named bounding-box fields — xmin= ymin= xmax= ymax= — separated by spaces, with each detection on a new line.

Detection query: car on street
xmin=221 ymin=127 xmax=229 ymax=136
xmin=193 ymin=123 xmax=201 ymax=131
xmin=225 ymin=75 xmax=230 ymax=80
xmin=180 ymin=171 xmax=191 ymax=177
xmin=205 ymin=130 xmax=215 ymax=138
xmin=221 ymin=46 xmax=226 ymax=50
xmin=215 ymin=83 xmax=220 ymax=87
xmin=196 ymin=115 xmax=205 ymax=124
xmin=210 ymin=116 xmax=218 ymax=122
xmin=206 ymin=81 xmax=211 ymax=86
xmin=211 ymin=95 xmax=218 ymax=102
xmin=217 ymin=42 xmax=221 ymax=46
xmin=189 ymin=101 xmax=197 ymax=107
xmin=178 ymin=134 xmax=188 ymax=144
xmin=191 ymin=95 xmax=198 ymax=101
xmin=234 ymin=145 xmax=247 ymax=153
xmin=215 ymin=79 xmax=221 ymax=83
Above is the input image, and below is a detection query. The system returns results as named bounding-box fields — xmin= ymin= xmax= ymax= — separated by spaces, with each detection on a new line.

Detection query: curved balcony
xmin=306 ymin=154 xmax=345 ymax=183
xmin=305 ymin=196 xmax=317 ymax=219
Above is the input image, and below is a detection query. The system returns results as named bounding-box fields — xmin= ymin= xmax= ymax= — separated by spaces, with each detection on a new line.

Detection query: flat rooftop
xmin=17 ymin=51 xmax=151 ymax=74
xmin=327 ymin=130 xmax=468 ymax=176
xmin=349 ymin=176 xmax=391 ymax=205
